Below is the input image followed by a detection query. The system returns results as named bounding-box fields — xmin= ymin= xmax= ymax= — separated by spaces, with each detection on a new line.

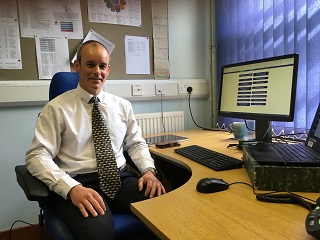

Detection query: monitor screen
xmin=218 ymin=54 xmax=299 ymax=142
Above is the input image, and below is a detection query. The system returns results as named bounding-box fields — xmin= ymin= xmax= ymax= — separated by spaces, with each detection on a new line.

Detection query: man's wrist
xmin=143 ymin=167 xmax=157 ymax=176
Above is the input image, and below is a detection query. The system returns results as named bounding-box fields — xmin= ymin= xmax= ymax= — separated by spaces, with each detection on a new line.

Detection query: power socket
xmin=178 ymin=84 xmax=188 ymax=94
xmin=132 ymin=85 xmax=143 ymax=96
xmin=155 ymin=84 xmax=166 ymax=95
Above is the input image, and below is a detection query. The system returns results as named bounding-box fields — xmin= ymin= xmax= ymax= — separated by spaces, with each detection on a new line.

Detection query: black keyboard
xmin=174 ymin=145 xmax=244 ymax=171
xmin=267 ymin=143 xmax=320 ymax=162
xmin=258 ymin=143 xmax=320 ymax=162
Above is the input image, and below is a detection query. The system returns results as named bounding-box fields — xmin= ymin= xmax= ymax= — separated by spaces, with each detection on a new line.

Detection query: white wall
xmin=0 ymin=0 xmax=212 ymax=231
xmin=169 ymin=0 xmax=211 ymax=79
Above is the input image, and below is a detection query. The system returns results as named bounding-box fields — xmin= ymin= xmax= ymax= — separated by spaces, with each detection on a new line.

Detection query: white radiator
xmin=135 ymin=111 xmax=184 ymax=135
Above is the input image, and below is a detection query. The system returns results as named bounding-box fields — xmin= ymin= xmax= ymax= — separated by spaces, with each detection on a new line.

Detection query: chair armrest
xmin=15 ymin=165 xmax=49 ymax=201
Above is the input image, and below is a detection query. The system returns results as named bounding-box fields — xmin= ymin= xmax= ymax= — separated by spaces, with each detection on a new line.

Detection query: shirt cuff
xmin=53 ymin=174 xmax=81 ymax=199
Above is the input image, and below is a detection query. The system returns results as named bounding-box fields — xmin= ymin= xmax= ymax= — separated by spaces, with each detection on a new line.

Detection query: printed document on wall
xmin=71 ymin=29 xmax=115 ymax=63
xmin=125 ymin=35 xmax=150 ymax=74
xmin=0 ymin=0 xmax=22 ymax=69
xmin=35 ymin=36 xmax=70 ymax=79
xmin=88 ymin=0 xmax=141 ymax=27
xmin=18 ymin=0 xmax=83 ymax=39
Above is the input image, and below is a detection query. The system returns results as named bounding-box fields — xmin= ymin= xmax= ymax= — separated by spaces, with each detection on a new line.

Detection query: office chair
xmin=15 ymin=72 xmax=154 ymax=240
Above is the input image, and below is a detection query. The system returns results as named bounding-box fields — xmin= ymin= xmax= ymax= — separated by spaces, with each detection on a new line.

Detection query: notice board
xmin=0 ymin=0 xmax=154 ymax=81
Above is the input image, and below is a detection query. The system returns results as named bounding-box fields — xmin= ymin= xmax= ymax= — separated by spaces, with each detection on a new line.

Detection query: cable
xmin=229 ymin=181 xmax=255 ymax=194
xmin=274 ymin=131 xmax=309 ymax=140
xmin=188 ymin=93 xmax=203 ymax=129
xmin=259 ymin=121 xmax=272 ymax=142
xmin=158 ymin=90 xmax=166 ymax=133
xmin=256 ymin=192 xmax=315 ymax=210
xmin=187 ymin=89 xmax=227 ymax=131
xmin=228 ymin=181 xmax=317 ymax=211
xmin=9 ymin=220 xmax=44 ymax=240
xmin=243 ymin=119 xmax=255 ymax=131
xmin=275 ymin=137 xmax=306 ymax=143
xmin=274 ymin=132 xmax=309 ymax=143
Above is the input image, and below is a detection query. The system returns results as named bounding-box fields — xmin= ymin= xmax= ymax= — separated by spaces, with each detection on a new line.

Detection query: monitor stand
xmin=255 ymin=120 xmax=272 ymax=143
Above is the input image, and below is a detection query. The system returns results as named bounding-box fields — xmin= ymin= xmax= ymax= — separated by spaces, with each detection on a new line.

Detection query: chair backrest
xmin=49 ymin=72 xmax=79 ymax=100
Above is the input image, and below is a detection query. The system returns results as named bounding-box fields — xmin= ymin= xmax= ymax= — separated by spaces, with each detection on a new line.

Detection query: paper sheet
xmin=18 ymin=0 xmax=83 ymax=39
xmin=88 ymin=0 xmax=141 ymax=27
xmin=125 ymin=35 xmax=150 ymax=75
xmin=35 ymin=36 xmax=70 ymax=79
xmin=0 ymin=0 xmax=22 ymax=69
xmin=71 ymin=29 xmax=116 ymax=63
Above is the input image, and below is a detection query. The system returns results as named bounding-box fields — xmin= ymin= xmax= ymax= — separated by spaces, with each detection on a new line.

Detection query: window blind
xmin=215 ymin=0 xmax=320 ymax=136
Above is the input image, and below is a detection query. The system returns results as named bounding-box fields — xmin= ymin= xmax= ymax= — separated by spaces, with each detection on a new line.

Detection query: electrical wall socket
xmin=132 ymin=85 xmax=143 ymax=96
xmin=155 ymin=84 xmax=166 ymax=95
xmin=178 ymin=84 xmax=189 ymax=94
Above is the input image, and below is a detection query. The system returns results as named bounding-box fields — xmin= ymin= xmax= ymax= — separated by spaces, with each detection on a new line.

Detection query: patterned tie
xmin=91 ymin=96 xmax=121 ymax=199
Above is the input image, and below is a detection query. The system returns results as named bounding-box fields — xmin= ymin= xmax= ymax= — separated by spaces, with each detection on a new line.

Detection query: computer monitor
xmin=218 ymin=53 xmax=299 ymax=143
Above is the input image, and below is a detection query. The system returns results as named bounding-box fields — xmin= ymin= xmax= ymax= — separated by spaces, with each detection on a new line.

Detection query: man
xmin=26 ymin=40 xmax=165 ymax=239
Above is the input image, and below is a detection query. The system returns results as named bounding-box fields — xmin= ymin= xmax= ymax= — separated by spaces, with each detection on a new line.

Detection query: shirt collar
xmin=76 ymin=84 xmax=104 ymax=104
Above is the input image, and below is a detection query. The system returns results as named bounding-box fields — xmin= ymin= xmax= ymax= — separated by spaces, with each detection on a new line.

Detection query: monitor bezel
xmin=218 ymin=53 xmax=299 ymax=122
xmin=217 ymin=53 xmax=299 ymax=143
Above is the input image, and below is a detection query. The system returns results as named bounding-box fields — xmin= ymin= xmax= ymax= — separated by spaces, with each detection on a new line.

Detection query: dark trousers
xmin=49 ymin=171 xmax=149 ymax=240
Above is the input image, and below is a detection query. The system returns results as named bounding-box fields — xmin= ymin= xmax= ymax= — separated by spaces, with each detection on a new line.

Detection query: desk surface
xmin=131 ymin=129 xmax=318 ymax=240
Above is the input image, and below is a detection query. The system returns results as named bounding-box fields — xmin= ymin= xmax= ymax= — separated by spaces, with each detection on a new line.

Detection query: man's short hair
xmin=76 ymin=40 xmax=109 ymax=64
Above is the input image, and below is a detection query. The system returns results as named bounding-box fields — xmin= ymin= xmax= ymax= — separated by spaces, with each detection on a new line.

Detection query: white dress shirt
xmin=26 ymin=85 xmax=155 ymax=199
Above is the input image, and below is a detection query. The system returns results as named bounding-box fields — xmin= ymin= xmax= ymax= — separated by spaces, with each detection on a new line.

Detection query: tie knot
xmin=91 ymin=96 xmax=99 ymax=104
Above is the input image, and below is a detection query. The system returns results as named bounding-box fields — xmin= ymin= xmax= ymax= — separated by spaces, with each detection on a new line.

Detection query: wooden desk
xmin=131 ymin=129 xmax=318 ymax=240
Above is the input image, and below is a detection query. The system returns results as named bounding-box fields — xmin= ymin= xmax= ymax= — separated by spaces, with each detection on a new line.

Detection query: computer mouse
xmin=196 ymin=177 xmax=229 ymax=193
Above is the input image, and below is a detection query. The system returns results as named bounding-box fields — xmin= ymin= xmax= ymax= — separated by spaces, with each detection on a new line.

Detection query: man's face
xmin=74 ymin=43 xmax=110 ymax=96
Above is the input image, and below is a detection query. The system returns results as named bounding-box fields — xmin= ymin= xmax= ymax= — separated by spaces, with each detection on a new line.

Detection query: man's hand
xmin=68 ymin=185 xmax=106 ymax=218
xmin=138 ymin=171 xmax=166 ymax=198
